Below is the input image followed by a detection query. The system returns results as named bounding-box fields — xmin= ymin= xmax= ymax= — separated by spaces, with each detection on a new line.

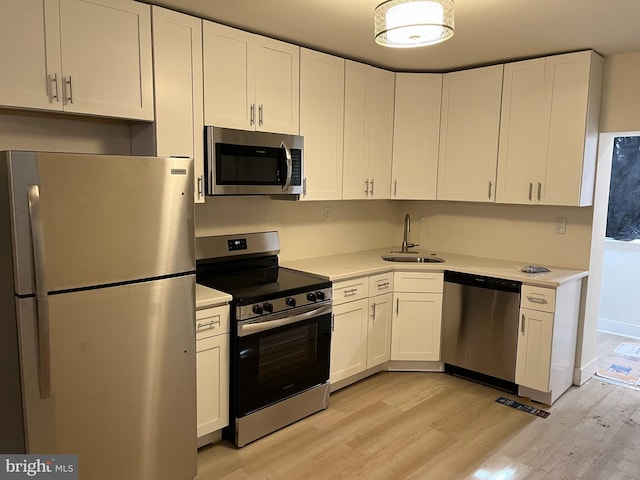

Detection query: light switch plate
xmin=554 ymin=217 xmax=567 ymax=234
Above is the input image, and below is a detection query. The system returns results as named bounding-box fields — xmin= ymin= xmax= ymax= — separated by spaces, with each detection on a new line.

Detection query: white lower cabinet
xmin=195 ymin=304 xmax=230 ymax=446
xmin=515 ymin=281 xmax=581 ymax=405
xmin=391 ymin=272 xmax=443 ymax=361
xmin=330 ymin=272 xmax=393 ymax=389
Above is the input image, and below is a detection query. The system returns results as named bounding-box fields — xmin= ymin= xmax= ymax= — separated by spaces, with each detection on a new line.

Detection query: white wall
xmin=404 ymin=201 xmax=593 ymax=270
xmin=599 ymin=239 xmax=640 ymax=339
xmin=195 ymin=197 xmax=405 ymax=262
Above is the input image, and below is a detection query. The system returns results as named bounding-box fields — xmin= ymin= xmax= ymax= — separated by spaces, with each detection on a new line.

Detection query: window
xmin=606 ymin=136 xmax=640 ymax=241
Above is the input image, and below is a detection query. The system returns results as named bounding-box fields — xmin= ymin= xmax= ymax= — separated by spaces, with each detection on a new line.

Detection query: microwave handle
xmin=280 ymin=140 xmax=293 ymax=192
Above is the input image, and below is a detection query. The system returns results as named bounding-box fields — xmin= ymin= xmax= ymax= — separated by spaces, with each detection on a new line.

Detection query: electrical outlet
xmin=324 ymin=207 xmax=331 ymax=222
xmin=554 ymin=217 xmax=567 ymax=234
xmin=419 ymin=209 xmax=425 ymax=222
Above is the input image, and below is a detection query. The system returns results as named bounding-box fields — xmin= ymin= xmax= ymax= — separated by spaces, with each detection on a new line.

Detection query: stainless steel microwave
xmin=205 ymin=126 xmax=303 ymax=195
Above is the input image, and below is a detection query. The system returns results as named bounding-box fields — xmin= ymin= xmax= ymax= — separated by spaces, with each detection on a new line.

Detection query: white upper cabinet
xmin=149 ymin=6 xmax=204 ymax=203
xmin=203 ymin=21 xmax=299 ymax=135
xmin=496 ymin=51 xmax=603 ymax=206
xmin=437 ymin=64 xmax=503 ymax=202
xmin=0 ymin=0 xmax=153 ymax=120
xmin=299 ymin=49 xmax=344 ymax=201
xmin=343 ymin=60 xmax=395 ymax=200
xmin=391 ymin=73 xmax=442 ymax=200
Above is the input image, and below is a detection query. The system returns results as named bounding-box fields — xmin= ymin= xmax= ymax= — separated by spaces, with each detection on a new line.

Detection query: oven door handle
xmin=238 ymin=303 xmax=332 ymax=337
xmin=280 ymin=139 xmax=293 ymax=192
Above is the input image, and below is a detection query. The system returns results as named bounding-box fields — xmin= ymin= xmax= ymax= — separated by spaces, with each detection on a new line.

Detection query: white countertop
xmin=282 ymin=248 xmax=588 ymax=287
xmin=196 ymin=284 xmax=232 ymax=310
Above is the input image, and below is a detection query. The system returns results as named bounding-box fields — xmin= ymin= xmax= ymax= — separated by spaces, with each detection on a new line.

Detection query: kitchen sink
xmin=381 ymin=254 xmax=445 ymax=263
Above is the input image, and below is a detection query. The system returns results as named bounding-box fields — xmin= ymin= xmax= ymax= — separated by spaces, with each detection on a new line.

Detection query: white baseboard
xmin=573 ymin=356 xmax=599 ymax=386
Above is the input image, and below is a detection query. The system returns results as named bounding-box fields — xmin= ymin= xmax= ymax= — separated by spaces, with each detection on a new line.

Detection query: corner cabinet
xmin=196 ymin=303 xmax=230 ymax=447
xmin=437 ymin=65 xmax=503 ymax=202
xmin=299 ymin=49 xmax=345 ymax=201
xmin=202 ymin=21 xmax=299 ymax=135
xmin=516 ymin=281 xmax=582 ymax=405
xmin=342 ymin=61 xmax=395 ymax=200
xmin=391 ymin=73 xmax=442 ymax=200
xmin=496 ymin=51 xmax=603 ymax=206
xmin=391 ymin=272 xmax=443 ymax=361
xmin=132 ymin=6 xmax=205 ymax=203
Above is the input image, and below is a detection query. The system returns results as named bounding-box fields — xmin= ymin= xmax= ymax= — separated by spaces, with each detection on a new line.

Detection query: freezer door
xmin=17 ymin=275 xmax=197 ymax=480
xmin=5 ymin=151 xmax=194 ymax=295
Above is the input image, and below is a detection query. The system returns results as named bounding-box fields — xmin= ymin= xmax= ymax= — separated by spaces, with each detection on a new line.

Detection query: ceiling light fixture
xmin=374 ymin=0 xmax=455 ymax=48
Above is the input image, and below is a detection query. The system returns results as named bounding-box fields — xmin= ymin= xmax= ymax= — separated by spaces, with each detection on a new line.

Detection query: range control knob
xmin=262 ymin=302 xmax=273 ymax=313
xmin=286 ymin=297 xmax=297 ymax=307
xmin=307 ymin=292 xmax=317 ymax=302
xmin=315 ymin=291 xmax=326 ymax=301
xmin=252 ymin=304 xmax=263 ymax=315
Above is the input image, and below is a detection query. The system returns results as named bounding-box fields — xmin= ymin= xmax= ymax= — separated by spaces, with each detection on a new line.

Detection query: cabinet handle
xmin=537 ymin=182 xmax=542 ymax=201
xmin=50 ymin=73 xmax=59 ymax=102
xmin=370 ymin=179 xmax=375 ymax=196
xmin=303 ymin=177 xmax=307 ymax=196
xmin=377 ymin=281 xmax=390 ymax=290
xmin=364 ymin=179 xmax=369 ymax=196
xmin=394 ymin=180 xmax=397 ymax=197
xmin=521 ymin=314 xmax=526 ymax=335
xmin=197 ymin=175 xmax=203 ymax=198
xmin=250 ymin=104 xmax=255 ymax=126
xmin=343 ymin=288 xmax=358 ymax=297
xmin=66 ymin=76 xmax=74 ymax=104
xmin=371 ymin=302 xmax=376 ymax=320
xmin=396 ymin=298 xmax=400 ymax=315
xmin=259 ymin=104 xmax=264 ymax=126
xmin=488 ymin=181 xmax=492 ymax=199
xmin=528 ymin=182 xmax=533 ymax=201
xmin=331 ymin=314 xmax=335 ymax=332
xmin=526 ymin=296 xmax=548 ymax=304
xmin=197 ymin=319 xmax=220 ymax=330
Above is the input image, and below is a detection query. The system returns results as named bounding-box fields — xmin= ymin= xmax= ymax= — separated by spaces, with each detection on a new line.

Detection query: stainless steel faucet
xmin=401 ymin=213 xmax=419 ymax=253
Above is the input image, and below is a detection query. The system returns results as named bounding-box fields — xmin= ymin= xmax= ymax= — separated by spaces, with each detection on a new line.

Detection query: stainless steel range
xmin=195 ymin=231 xmax=332 ymax=447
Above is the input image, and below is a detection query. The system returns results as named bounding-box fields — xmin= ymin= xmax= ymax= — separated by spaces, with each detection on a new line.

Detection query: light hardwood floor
xmin=196 ymin=334 xmax=640 ymax=479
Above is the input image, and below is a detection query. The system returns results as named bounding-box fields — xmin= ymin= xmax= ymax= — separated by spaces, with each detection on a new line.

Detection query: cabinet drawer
xmin=393 ymin=272 xmax=443 ymax=293
xmin=332 ymin=277 xmax=369 ymax=305
xmin=521 ymin=285 xmax=556 ymax=313
xmin=196 ymin=304 xmax=230 ymax=339
xmin=369 ymin=272 xmax=393 ymax=296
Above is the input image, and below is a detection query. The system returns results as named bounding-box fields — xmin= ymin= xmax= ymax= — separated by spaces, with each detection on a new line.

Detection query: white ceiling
xmin=142 ymin=0 xmax=640 ymax=71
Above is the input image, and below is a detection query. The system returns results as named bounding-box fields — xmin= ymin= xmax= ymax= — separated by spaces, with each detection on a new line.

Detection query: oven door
xmin=234 ymin=303 xmax=331 ymax=417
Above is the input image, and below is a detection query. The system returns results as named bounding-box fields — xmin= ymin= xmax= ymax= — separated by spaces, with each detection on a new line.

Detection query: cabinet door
xmin=342 ymin=61 xmax=369 ymax=200
xmin=0 ymin=0 xmax=62 ymax=111
xmin=392 ymin=73 xmax=442 ymax=200
xmin=541 ymin=51 xmax=597 ymax=206
xmin=330 ymin=299 xmax=368 ymax=384
xmin=151 ymin=7 xmax=204 ymax=203
xmin=437 ymin=65 xmax=503 ymax=202
xmin=255 ymin=37 xmax=299 ymax=134
xmin=58 ymin=0 xmax=153 ymax=120
xmin=367 ymin=292 xmax=393 ymax=368
xmin=391 ymin=292 xmax=442 ymax=361
xmin=515 ymin=308 xmax=553 ymax=392
xmin=196 ymin=333 xmax=229 ymax=437
xmin=496 ymin=58 xmax=546 ymax=205
xmin=202 ymin=21 xmax=255 ymax=130
xmin=366 ymin=66 xmax=394 ymax=199
xmin=299 ymin=49 xmax=344 ymax=201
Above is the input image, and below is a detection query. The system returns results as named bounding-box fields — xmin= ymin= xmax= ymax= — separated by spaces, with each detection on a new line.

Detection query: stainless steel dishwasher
xmin=441 ymin=271 xmax=521 ymax=391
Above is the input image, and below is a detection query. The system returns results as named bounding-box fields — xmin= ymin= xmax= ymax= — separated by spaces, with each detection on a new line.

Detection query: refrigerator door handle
xmin=27 ymin=185 xmax=51 ymax=399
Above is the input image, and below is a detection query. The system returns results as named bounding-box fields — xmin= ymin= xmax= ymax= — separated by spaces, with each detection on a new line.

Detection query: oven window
xmin=258 ymin=324 xmax=317 ymax=383
xmin=235 ymin=314 xmax=331 ymax=417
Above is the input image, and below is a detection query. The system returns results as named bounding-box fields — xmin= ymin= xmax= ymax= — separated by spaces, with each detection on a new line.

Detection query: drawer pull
xmin=376 ymin=281 xmax=390 ymax=289
xmin=526 ymin=296 xmax=548 ymax=304
xmin=343 ymin=288 xmax=358 ymax=297
xmin=197 ymin=319 xmax=220 ymax=330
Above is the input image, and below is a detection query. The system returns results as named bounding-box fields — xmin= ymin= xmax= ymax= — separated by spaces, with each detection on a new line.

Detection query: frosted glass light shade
xmin=375 ymin=0 xmax=455 ymax=48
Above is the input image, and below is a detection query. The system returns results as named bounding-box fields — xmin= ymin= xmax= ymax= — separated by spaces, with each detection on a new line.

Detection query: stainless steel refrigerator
xmin=0 ymin=151 xmax=197 ymax=480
